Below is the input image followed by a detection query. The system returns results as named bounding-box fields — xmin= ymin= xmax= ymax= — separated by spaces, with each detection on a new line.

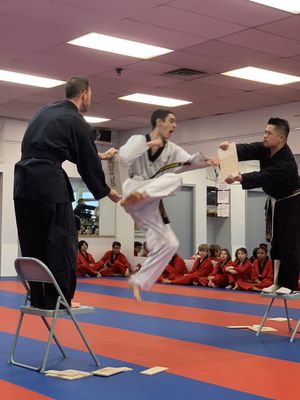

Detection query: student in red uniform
xmin=76 ymin=240 xmax=102 ymax=277
xmin=171 ymin=244 xmax=213 ymax=285
xmin=98 ymin=241 xmax=131 ymax=277
xmin=134 ymin=241 xmax=143 ymax=256
xmin=225 ymin=247 xmax=252 ymax=290
xmin=206 ymin=248 xmax=234 ymax=288
xmin=238 ymin=246 xmax=273 ymax=291
xmin=189 ymin=244 xmax=202 ymax=260
xmin=208 ymin=244 xmax=221 ymax=268
xmin=157 ymin=253 xmax=188 ymax=283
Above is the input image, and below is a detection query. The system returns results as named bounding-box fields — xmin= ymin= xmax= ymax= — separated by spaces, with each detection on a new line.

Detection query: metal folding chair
xmin=8 ymin=257 xmax=100 ymax=372
xmin=256 ymin=291 xmax=300 ymax=342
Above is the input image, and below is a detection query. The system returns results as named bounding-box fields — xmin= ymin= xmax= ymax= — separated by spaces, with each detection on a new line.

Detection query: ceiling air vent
xmin=164 ymin=68 xmax=206 ymax=79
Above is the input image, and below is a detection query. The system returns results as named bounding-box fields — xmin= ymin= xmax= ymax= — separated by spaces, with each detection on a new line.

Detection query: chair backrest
xmin=14 ymin=257 xmax=67 ymax=305
xmin=15 ymin=258 xmax=55 ymax=283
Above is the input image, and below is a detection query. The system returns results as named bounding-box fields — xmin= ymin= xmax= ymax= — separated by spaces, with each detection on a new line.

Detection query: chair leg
xmin=290 ymin=318 xmax=300 ymax=342
xmin=256 ymin=298 xmax=275 ymax=336
xmin=8 ymin=312 xmax=40 ymax=371
xmin=41 ymin=316 xmax=67 ymax=358
xmin=40 ymin=307 xmax=60 ymax=373
xmin=68 ymin=311 xmax=100 ymax=367
xmin=283 ymin=299 xmax=293 ymax=333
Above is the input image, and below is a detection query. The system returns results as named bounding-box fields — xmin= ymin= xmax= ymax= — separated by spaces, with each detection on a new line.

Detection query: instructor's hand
xmin=108 ymin=189 xmax=122 ymax=203
xmin=219 ymin=141 xmax=230 ymax=151
xmin=225 ymin=174 xmax=242 ymax=184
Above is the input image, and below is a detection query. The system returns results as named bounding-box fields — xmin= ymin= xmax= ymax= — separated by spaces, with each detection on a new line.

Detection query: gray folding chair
xmin=256 ymin=291 xmax=300 ymax=342
xmin=8 ymin=257 xmax=100 ymax=372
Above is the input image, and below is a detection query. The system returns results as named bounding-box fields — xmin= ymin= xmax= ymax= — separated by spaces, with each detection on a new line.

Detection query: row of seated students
xmin=157 ymin=243 xmax=274 ymax=292
xmin=77 ymin=240 xmax=130 ymax=278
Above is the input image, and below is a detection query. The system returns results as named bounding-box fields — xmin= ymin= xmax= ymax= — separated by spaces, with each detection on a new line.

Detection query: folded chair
xmin=256 ymin=291 xmax=300 ymax=342
xmin=8 ymin=257 xmax=100 ymax=372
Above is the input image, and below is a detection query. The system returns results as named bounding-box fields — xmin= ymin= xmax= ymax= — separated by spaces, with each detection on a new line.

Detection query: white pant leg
xmin=124 ymin=174 xmax=182 ymax=291
xmin=123 ymin=173 xmax=182 ymax=199
xmin=129 ymin=202 xmax=179 ymax=291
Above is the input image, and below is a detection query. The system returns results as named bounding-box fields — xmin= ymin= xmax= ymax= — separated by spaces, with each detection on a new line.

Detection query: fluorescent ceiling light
xmin=84 ymin=116 xmax=110 ymax=124
xmin=0 ymin=69 xmax=64 ymax=88
xmin=222 ymin=66 xmax=300 ymax=85
xmin=68 ymin=33 xmax=173 ymax=59
xmin=119 ymin=93 xmax=192 ymax=107
xmin=249 ymin=0 xmax=300 ymax=13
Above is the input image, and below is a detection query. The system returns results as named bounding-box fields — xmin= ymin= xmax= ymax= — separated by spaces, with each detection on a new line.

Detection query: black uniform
xmin=14 ymin=100 xmax=110 ymax=308
xmin=237 ymin=142 xmax=300 ymax=290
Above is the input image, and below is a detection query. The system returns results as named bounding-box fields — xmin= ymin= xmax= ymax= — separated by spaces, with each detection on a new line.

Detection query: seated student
xmin=249 ymin=247 xmax=259 ymax=263
xmin=208 ymin=244 xmax=221 ymax=267
xmin=206 ymin=248 xmax=234 ymax=288
xmin=238 ymin=246 xmax=273 ymax=291
xmin=76 ymin=240 xmax=102 ymax=277
xmin=157 ymin=253 xmax=188 ymax=283
xmin=134 ymin=241 xmax=143 ymax=256
xmin=98 ymin=241 xmax=130 ymax=277
xmin=171 ymin=244 xmax=213 ymax=285
xmin=139 ymin=241 xmax=149 ymax=257
xmin=225 ymin=247 xmax=252 ymax=290
xmin=189 ymin=244 xmax=202 ymax=260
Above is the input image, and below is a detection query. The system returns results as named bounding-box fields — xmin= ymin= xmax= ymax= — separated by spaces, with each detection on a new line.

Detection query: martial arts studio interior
xmin=1 ymin=1 xmax=300 ymax=399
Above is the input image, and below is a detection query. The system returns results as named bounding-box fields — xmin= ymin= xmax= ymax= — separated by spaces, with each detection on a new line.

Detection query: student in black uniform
xmin=220 ymin=117 xmax=300 ymax=294
xmin=14 ymin=76 xmax=121 ymax=309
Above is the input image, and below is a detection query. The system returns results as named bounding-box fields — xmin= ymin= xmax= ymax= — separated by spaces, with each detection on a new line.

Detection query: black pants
xmin=14 ymin=199 xmax=77 ymax=309
xmin=271 ymin=194 xmax=300 ymax=290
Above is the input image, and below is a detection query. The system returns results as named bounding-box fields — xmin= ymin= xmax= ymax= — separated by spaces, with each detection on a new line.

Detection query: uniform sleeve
xmin=241 ymin=158 xmax=291 ymax=190
xmin=236 ymin=142 xmax=264 ymax=162
xmin=119 ymin=135 xmax=148 ymax=167
xmin=69 ymin=117 xmax=111 ymax=200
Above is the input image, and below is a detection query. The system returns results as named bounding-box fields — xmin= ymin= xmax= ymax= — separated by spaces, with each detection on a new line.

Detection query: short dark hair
xmin=112 ymin=241 xmax=121 ymax=248
xmin=78 ymin=240 xmax=88 ymax=251
xmin=151 ymin=109 xmax=173 ymax=129
xmin=268 ymin=117 xmax=290 ymax=138
xmin=209 ymin=244 xmax=221 ymax=257
xmin=134 ymin=241 xmax=143 ymax=248
xmin=65 ymin=76 xmax=89 ymax=99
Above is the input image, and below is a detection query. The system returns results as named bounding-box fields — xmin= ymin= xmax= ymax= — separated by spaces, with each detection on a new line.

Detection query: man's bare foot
xmin=71 ymin=301 xmax=81 ymax=308
xmin=124 ymin=268 xmax=130 ymax=277
xmin=129 ymin=282 xmax=142 ymax=303
xmin=162 ymin=279 xmax=171 ymax=284
xmin=252 ymin=287 xmax=261 ymax=292
xmin=121 ymin=192 xmax=148 ymax=207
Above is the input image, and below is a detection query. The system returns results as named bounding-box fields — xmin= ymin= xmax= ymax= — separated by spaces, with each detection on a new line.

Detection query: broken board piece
xmin=248 ymin=325 xmax=278 ymax=332
xmin=140 ymin=366 xmax=168 ymax=375
xmin=92 ymin=367 xmax=133 ymax=377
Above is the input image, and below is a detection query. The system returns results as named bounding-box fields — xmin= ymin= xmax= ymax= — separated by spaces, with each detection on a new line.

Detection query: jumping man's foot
xmin=129 ymin=282 xmax=142 ymax=303
xmin=71 ymin=301 xmax=81 ymax=308
xmin=120 ymin=192 xmax=148 ymax=208
xmin=124 ymin=268 xmax=130 ymax=277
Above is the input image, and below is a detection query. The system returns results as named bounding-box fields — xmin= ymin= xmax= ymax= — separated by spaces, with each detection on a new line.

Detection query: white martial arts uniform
xmin=119 ymin=134 xmax=208 ymax=291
